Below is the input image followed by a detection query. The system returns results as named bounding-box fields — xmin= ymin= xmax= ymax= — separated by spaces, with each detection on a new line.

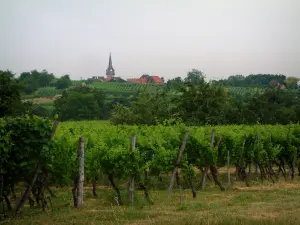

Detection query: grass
xmin=2 ymin=179 xmax=300 ymax=225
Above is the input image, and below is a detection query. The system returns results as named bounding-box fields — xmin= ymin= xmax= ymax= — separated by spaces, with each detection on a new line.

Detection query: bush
xmin=36 ymin=87 xmax=62 ymax=97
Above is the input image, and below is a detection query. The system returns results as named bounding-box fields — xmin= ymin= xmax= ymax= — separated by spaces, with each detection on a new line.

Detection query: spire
xmin=106 ymin=52 xmax=115 ymax=77
xmin=108 ymin=53 xmax=113 ymax=68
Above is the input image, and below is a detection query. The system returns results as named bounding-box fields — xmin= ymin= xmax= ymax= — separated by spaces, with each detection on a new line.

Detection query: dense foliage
xmin=51 ymin=121 xmax=300 ymax=197
xmin=1 ymin=117 xmax=300 ymax=213
xmin=19 ymin=70 xmax=72 ymax=94
xmin=19 ymin=70 xmax=56 ymax=94
xmin=2 ymin=68 xmax=300 ymax=125
xmin=110 ymin=91 xmax=174 ymax=125
xmin=55 ymin=75 xmax=72 ymax=90
xmin=111 ymin=74 xmax=300 ymax=125
xmin=0 ymin=70 xmax=48 ymax=118
xmin=54 ymin=86 xmax=106 ymax=121
xmin=0 ymin=116 xmax=54 ymax=213
xmin=0 ymin=71 xmax=23 ymax=117
xmin=215 ymin=74 xmax=287 ymax=88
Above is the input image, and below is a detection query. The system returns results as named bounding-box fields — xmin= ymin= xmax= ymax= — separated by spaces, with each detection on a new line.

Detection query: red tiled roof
xmin=127 ymin=75 xmax=163 ymax=84
xmin=127 ymin=77 xmax=148 ymax=83
xmin=151 ymin=76 xmax=163 ymax=84
xmin=105 ymin=77 xmax=112 ymax=82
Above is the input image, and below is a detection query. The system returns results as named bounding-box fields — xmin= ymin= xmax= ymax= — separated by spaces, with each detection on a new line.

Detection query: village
xmin=88 ymin=53 xmax=164 ymax=84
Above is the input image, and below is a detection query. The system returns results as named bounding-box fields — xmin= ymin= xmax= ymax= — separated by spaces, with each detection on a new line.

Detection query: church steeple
xmin=106 ymin=52 xmax=115 ymax=77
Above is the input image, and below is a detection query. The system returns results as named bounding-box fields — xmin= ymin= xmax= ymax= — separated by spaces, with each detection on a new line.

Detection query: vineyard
xmin=53 ymin=121 xmax=300 ymax=190
xmin=90 ymin=83 xmax=261 ymax=96
xmin=226 ymin=86 xmax=263 ymax=96
xmin=21 ymin=83 xmax=262 ymax=102
xmin=89 ymin=82 xmax=165 ymax=94
xmin=1 ymin=118 xmax=300 ymax=224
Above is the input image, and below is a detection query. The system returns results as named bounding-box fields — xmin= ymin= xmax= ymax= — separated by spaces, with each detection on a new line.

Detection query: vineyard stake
xmin=129 ymin=134 xmax=136 ymax=205
xmin=227 ymin=150 xmax=230 ymax=187
xmin=76 ymin=136 xmax=84 ymax=208
xmin=209 ymin=129 xmax=225 ymax=191
xmin=168 ymin=130 xmax=190 ymax=196
xmin=200 ymin=129 xmax=215 ymax=190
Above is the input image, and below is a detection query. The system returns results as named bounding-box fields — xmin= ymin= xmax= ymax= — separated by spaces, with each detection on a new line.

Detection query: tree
xmin=110 ymin=91 xmax=173 ymax=125
xmin=19 ymin=70 xmax=55 ymax=94
xmin=285 ymin=77 xmax=299 ymax=89
xmin=0 ymin=70 xmax=23 ymax=117
xmin=19 ymin=72 xmax=38 ymax=94
xmin=166 ymin=77 xmax=183 ymax=91
xmin=269 ymin=79 xmax=278 ymax=88
xmin=37 ymin=70 xmax=55 ymax=87
xmin=54 ymin=87 xmax=106 ymax=121
xmin=217 ymin=74 xmax=286 ymax=88
xmin=56 ymin=75 xmax=72 ymax=89
xmin=243 ymin=88 xmax=300 ymax=124
xmin=59 ymin=93 xmax=100 ymax=121
xmin=184 ymin=69 xmax=205 ymax=85
xmin=175 ymin=81 xmax=229 ymax=125
xmin=110 ymin=103 xmax=136 ymax=125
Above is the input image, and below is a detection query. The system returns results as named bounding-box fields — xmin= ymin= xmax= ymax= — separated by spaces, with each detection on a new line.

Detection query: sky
xmin=0 ymin=0 xmax=299 ymax=81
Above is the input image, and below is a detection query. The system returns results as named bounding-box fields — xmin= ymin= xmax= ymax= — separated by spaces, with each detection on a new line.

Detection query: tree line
xmin=112 ymin=70 xmax=300 ymax=125
xmin=0 ymin=70 xmax=71 ymax=118
xmin=53 ymin=70 xmax=300 ymax=124
xmin=213 ymin=74 xmax=299 ymax=89
xmin=18 ymin=69 xmax=72 ymax=95
xmin=1 ymin=69 xmax=300 ymax=125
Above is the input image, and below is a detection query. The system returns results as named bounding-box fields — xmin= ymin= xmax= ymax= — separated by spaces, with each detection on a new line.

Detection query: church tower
xmin=106 ymin=52 xmax=115 ymax=78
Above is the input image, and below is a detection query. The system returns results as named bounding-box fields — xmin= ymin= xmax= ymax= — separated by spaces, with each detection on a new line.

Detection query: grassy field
xmin=2 ymin=178 xmax=300 ymax=225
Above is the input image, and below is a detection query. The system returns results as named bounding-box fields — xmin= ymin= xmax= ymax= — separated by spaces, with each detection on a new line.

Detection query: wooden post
xmin=227 ymin=150 xmax=230 ymax=186
xmin=209 ymin=130 xmax=225 ymax=191
xmin=201 ymin=129 xmax=215 ymax=190
xmin=76 ymin=136 xmax=84 ymax=208
xmin=200 ymin=166 xmax=209 ymax=190
xmin=179 ymin=186 xmax=183 ymax=205
xmin=129 ymin=134 xmax=136 ymax=205
xmin=168 ymin=130 xmax=190 ymax=196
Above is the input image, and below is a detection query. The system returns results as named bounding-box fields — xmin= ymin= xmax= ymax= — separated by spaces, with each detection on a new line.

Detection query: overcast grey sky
xmin=0 ymin=0 xmax=299 ymax=80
